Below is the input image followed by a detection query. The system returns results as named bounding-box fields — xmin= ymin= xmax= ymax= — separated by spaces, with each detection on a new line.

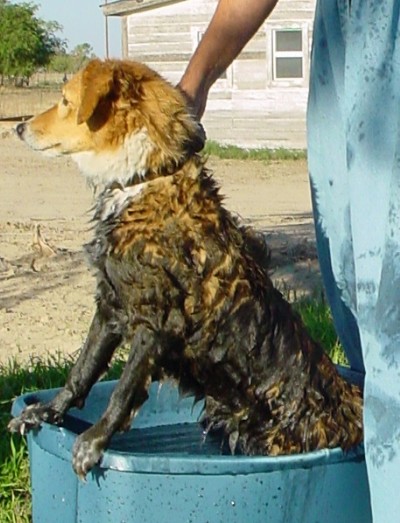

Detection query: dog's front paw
xmin=72 ymin=427 xmax=107 ymax=480
xmin=8 ymin=403 xmax=64 ymax=435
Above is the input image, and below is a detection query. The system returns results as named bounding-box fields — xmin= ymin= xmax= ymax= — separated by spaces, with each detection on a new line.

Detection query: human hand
xmin=177 ymin=80 xmax=209 ymax=121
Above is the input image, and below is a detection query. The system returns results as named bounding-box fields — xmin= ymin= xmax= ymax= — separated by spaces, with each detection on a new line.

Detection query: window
xmin=273 ymin=29 xmax=304 ymax=80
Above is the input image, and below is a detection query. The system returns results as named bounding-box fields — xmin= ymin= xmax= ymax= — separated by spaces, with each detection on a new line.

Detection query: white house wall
xmin=124 ymin=0 xmax=316 ymax=149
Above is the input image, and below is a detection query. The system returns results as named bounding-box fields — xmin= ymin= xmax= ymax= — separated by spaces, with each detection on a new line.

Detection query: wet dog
xmin=9 ymin=59 xmax=363 ymax=479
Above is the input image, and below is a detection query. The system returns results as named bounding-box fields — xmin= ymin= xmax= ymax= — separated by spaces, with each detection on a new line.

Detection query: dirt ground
xmin=0 ymin=128 xmax=319 ymax=364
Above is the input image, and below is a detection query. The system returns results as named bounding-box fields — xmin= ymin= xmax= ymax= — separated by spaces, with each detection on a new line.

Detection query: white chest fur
xmin=99 ymin=183 xmax=147 ymax=221
xmin=72 ymin=128 xmax=155 ymax=187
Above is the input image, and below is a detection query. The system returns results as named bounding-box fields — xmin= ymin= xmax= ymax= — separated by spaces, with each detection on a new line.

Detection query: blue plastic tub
xmin=12 ymin=368 xmax=371 ymax=523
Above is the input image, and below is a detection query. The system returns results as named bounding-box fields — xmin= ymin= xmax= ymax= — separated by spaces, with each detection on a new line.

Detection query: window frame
xmin=267 ymin=23 xmax=310 ymax=87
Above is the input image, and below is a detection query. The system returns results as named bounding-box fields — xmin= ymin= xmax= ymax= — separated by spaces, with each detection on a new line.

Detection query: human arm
xmin=178 ymin=0 xmax=279 ymax=118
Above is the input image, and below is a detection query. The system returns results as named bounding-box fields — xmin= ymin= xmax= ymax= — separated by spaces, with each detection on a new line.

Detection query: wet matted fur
xmin=9 ymin=59 xmax=363 ymax=479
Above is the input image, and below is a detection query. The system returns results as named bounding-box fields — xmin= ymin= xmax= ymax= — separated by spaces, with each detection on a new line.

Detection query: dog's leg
xmin=72 ymin=324 xmax=157 ymax=479
xmin=8 ymin=309 xmax=122 ymax=434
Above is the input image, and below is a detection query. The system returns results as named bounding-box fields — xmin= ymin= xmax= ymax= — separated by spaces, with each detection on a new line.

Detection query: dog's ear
xmin=77 ymin=60 xmax=114 ymax=125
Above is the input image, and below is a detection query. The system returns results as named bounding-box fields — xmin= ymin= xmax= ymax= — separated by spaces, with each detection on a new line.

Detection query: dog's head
xmin=16 ymin=59 xmax=205 ymax=187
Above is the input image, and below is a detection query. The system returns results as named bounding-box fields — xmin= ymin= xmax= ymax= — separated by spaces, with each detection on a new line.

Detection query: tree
xmin=0 ymin=1 xmax=65 ymax=84
xmin=48 ymin=43 xmax=96 ymax=75
xmin=70 ymin=43 xmax=95 ymax=72
xmin=48 ymin=50 xmax=72 ymax=74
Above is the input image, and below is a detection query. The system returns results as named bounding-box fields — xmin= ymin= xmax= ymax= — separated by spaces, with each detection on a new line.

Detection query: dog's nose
xmin=16 ymin=122 xmax=26 ymax=139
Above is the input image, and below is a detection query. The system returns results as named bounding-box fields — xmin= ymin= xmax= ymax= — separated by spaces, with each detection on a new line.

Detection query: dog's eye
xmin=61 ymin=97 xmax=69 ymax=106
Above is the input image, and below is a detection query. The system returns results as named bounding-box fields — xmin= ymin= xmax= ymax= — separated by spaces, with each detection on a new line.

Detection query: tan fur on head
xmin=17 ymin=59 xmax=205 ymax=187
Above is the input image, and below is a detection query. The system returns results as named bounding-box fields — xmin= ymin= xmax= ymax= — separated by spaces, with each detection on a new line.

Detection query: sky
xmin=14 ymin=0 xmax=122 ymax=58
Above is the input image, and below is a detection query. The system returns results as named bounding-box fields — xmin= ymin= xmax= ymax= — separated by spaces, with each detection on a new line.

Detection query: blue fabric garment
xmin=308 ymin=0 xmax=400 ymax=520
xmin=308 ymin=0 xmax=364 ymax=371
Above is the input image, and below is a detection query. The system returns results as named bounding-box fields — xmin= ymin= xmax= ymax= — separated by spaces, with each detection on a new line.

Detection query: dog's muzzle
xmin=16 ymin=122 xmax=26 ymax=140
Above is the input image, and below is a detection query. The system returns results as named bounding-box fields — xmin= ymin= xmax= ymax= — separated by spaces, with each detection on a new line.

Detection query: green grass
xmin=204 ymin=140 xmax=307 ymax=161
xmin=0 ymin=296 xmax=345 ymax=521
xmin=0 ymin=355 xmax=72 ymax=522
xmin=293 ymin=292 xmax=348 ymax=366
